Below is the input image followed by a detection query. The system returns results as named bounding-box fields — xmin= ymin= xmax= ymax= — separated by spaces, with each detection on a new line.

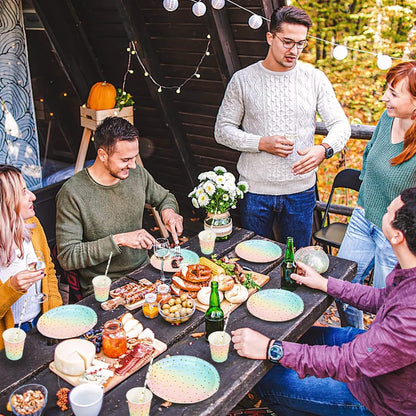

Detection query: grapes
xmin=82 ymin=327 xmax=103 ymax=353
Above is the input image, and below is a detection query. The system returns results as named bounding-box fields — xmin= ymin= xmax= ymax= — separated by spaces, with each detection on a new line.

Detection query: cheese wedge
xmin=54 ymin=339 xmax=96 ymax=376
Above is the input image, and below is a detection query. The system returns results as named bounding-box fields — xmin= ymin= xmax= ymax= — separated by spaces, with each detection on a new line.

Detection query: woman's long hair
xmin=386 ymin=61 xmax=416 ymax=165
xmin=0 ymin=165 xmax=27 ymax=267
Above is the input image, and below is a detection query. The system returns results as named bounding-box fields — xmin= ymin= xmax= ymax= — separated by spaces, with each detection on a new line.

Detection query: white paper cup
xmin=69 ymin=384 xmax=104 ymax=416
xmin=126 ymin=387 xmax=153 ymax=416
xmin=208 ymin=331 xmax=231 ymax=363
xmin=92 ymin=275 xmax=111 ymax=302
xmin=198 ymin=229 xmax=216 ymax=255
xmin=2 ymin=328 xmax=26 ymax=361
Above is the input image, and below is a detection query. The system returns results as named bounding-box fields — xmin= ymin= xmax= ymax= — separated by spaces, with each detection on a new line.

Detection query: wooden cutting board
xmin=49 ymin=338 xmax=166 ymax=393
xmin=194 ymin=271 xmax=270 ymax=314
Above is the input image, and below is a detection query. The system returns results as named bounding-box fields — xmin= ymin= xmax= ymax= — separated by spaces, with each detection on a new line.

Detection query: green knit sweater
xmin=56 ymin=166 xmax=179 ymax=296
xmin=357 ymin=111 xmax=416 ymax=227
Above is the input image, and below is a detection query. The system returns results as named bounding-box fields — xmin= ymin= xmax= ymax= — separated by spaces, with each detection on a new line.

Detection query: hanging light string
xmin=162 ymin=0 xmax=411 ymax=68
xmin=126 ymin=35 xmax=211 ymax=94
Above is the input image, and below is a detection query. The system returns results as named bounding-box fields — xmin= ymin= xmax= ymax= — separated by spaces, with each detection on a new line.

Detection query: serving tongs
xmin=170 ymin=224 xmax=183 ymax=269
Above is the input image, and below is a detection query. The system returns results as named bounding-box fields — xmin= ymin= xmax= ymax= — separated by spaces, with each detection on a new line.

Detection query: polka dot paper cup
xmin=126 ymin=387 xmax=153 ymax=416
xmin=3 ymin=328 xmax=26 ymax=361
xmin=208 ymin=331 xmax=231 ymax=363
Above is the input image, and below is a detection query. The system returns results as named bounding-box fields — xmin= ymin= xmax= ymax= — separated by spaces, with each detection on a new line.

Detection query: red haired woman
xmin=0 ymin=165 xmax=62 ymax=349
xmin=338 ymin=61 xmax=416 ymax=328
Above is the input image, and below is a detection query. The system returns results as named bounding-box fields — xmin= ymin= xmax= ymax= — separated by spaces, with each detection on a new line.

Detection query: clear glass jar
xmin=156 ymin=284 xmax=171 ymax=303
xmin=143 ymin=293 xmax=158 ymax=319
xmin=102 ymin=319 xmax=127 ymax=358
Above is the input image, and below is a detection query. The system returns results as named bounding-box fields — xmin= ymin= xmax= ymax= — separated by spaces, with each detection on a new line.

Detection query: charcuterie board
xmin=101 ymin=279 xmax=155 ymax=311
xmin=194 ymin=271 xmax=270 ymax=314
xmin=49 ymin=338 xmax=167 ymax=393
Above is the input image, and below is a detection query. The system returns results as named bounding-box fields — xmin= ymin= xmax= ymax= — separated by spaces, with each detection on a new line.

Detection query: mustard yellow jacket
xmin=0 ymin=216 xmax=63 ymax=349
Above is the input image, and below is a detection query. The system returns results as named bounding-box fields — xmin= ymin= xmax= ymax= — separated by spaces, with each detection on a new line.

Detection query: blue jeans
xmin=337 ymin=208 xmax=397 ymax=328
xmin=256 ymin=326 xmax=374 ymax=416
xmin=240 ymin=187 xmax=316 ymax=248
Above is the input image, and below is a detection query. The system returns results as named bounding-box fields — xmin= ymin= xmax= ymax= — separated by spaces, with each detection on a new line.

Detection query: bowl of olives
xmin=158 ymin=294 xmax=195 ymax=325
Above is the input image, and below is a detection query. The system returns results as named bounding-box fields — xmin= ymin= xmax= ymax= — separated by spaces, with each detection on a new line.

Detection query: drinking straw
xmin=141 ymin=353 xmax=154 ymax=400
xmin=15 ymin=298 xmax=28 ymax=340
xmin=104 ymin=251 xmax=113 ymax=277
xmin=222 ymin=302 xmax=233 ymax=341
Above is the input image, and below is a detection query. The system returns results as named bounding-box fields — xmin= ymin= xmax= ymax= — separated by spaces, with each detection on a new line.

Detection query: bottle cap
xmin=145 ymin=293 xmax=157 ymax=303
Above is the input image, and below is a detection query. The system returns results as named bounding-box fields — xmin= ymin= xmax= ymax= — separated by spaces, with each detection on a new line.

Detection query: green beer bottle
xmin=281 ymin=237 xmax=298 ymax=291
xmin=205 ymin=281 xmax=224 ymax=340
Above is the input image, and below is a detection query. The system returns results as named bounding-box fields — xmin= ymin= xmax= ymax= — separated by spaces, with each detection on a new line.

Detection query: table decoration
xmin=188 ymin=166 xmax=248 ymax=240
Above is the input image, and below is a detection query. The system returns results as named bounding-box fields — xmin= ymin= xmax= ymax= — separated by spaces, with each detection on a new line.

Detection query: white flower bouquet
xmin=188 ymin=166 xmax=248 ymax=214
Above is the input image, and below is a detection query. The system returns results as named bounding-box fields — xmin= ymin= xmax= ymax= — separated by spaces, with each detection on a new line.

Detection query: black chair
xmin=313 ymin=168 xmax=362 ymax=254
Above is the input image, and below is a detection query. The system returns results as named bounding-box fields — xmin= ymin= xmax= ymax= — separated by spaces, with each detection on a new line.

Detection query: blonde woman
xmin=0 ymin=165 xmax=62 ymax=349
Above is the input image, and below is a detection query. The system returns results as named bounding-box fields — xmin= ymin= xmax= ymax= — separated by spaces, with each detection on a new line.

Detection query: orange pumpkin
xmin=86 ymin=81 xmax=116 ymax=110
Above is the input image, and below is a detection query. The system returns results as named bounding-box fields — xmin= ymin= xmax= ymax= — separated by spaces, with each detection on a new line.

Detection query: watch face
xmin=269 ymin=341 xmax=284 ymax=363
xmin=326 ymin=147 xmax=334 ymax=158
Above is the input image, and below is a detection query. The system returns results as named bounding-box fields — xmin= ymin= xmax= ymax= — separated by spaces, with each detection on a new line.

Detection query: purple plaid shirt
xmin=281 ymin=264 xmax=416 ymax=416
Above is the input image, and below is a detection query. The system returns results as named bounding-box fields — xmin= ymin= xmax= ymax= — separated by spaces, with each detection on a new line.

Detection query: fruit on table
xmin=87 ymin=81 xmax=116 ymax=110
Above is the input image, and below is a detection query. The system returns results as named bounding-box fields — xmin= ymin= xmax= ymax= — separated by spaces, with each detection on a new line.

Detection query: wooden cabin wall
xmin=27 ymin=0 xmax=280 ymax=216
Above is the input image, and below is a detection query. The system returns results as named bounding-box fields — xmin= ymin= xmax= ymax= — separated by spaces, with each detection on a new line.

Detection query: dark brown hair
xmin=269 ymin=6 xmax=312 ymax=34
xmin=386 ymin=61 xmax=416 ymax=165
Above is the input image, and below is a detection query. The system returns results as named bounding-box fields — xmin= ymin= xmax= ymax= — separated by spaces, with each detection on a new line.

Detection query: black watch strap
xmin=320 ymin=143 xmax=334 ymax=159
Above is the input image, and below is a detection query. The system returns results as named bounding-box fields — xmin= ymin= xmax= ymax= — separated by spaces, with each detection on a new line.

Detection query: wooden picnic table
xmin=0 ymin=227 xmax=357 ymax=415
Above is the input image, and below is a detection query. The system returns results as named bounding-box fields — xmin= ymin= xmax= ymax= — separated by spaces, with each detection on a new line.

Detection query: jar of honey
xmin=143 ymin=293 xmax=158 ymax=319
xmin=156 ymin=284 xmax=171 ymax=303
xmin=102 ymin=319 xmax=127 ymax=358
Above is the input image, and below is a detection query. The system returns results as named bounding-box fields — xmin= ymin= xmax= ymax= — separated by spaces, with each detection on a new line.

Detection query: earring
xmin=412 ymin=109 xmax=416 ymax=121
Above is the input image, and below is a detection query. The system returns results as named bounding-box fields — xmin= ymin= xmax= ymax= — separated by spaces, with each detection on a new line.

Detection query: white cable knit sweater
xmin=214 ymin=61 xmax=351 ymax=195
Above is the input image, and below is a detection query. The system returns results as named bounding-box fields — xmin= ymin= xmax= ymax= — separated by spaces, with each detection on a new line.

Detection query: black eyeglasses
xmin=274 ymin=34 xmax=308 ymax=50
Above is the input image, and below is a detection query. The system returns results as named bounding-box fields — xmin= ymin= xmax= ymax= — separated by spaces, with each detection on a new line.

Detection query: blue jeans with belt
xmin=337 ymin=208 xmax=397 ymax=328
xmin=240 ymin=187 xmax=316 ymax=248
xmin=256 ymin=326 xmax=374 ymax=416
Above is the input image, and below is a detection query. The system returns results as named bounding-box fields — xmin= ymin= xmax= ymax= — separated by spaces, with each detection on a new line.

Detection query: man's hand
xmin=162 ymin=209 xmax=183 ymax=238
xmin=292 ymin=145 xmax=326 ymax=175
xmin=259 ymin=135 xmax=294 ymax=158
xmin=113 ymin=229 xmax=156 ymax=250
xmin=291 ymin=261 xmax=328 ymax=292
xmin=231 ymin=328 xmax=271 ymax=360
xmin=10 ymin=269 xmax=44 ymax=292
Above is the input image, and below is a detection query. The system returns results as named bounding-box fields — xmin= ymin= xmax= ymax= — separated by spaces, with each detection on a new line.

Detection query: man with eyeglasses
xmin=215 ymin=6 xmax=350 ymax=248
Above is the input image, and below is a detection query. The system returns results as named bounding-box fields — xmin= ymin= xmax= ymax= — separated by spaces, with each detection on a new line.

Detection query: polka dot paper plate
xmin=148 ymin=355 xmax=220 ymax=404
xmin=247 ymin=289 xmax=304 ymax=322
xmin=235 ymin=240 xmax=282 ymax=263
xmin=150 ymin=249 xmax=199 ymax=273
xmin=37 ymin=305 xmax=97 ymax=339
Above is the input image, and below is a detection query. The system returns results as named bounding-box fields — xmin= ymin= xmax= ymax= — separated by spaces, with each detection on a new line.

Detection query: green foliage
xmin=115 ymin=88 xmax=135 ymax=111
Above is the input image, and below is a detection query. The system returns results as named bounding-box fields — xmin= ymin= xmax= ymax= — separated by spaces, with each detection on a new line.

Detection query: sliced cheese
xmin=54 ymin=339 xmax=96 ymax=376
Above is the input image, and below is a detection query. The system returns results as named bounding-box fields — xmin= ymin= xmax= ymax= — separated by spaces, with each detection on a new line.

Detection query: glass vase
xmin=204 ymin=211 xmax=232 ymax=241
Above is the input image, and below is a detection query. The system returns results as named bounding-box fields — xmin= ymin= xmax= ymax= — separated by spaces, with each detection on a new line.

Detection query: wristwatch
xmin=320 ymin=143 xmax=334 ymax=159
xmin=267 ymin=339 xmax=284 ymax=364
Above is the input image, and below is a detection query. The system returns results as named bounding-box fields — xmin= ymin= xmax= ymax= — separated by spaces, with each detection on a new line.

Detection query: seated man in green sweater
xmin=56 ymin=117 xmax=183 ymax=297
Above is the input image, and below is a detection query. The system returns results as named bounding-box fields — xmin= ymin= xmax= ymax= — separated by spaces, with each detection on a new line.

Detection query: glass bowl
xmin=158 ymin=295 xmax=195 ymax=325
xmin=9 ymin=383 xmax=48 ymax=416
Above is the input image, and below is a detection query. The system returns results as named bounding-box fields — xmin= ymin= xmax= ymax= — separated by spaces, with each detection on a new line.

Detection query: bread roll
xmin=197 ymin=286 xmax=224 ymax=305
xmin=224 ymin=284 xmax=249 ymax=304
xmin=217 ymin=274 xmax=235 ymax=292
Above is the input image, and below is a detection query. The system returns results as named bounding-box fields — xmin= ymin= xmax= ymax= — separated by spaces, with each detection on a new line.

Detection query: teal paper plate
xmin=247 ymin=289 xmax=304 ymax=322
xmin=150 ymin=248 xmax=199 ymax=272
xmin=235 ymin=240 xmax=282 ymax=263
xmin=37 ymin=305 xmax=97 ymax=339
xmin=148 ymin=355 xmax=220 ymax=404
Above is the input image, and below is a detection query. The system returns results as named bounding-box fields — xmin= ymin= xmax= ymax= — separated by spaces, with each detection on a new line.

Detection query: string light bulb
xmin=144 ymin=71 xmax=149 ymax=76
xmin=333 ymin=45 xmax=348 ymax=60
xmin=211 ymin=0 xmax=225 ymax=9
xmin=195 ymin=73 xmax=201 ymax=78
xmin=158 ymin=86 xmax=162 ymax=93
xmin=248 ymin=14 xmax=263 ymax=30
xmin=192 ymin=1 xmax=206 ymax=16
xmin=377 ymin=53 xmax=392 ymax=70
xmin=163 ymin=0 xmax=179 ymax=12
xmin=176 ymin=88 xmax=181 ymax=94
